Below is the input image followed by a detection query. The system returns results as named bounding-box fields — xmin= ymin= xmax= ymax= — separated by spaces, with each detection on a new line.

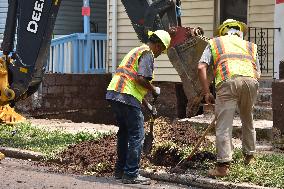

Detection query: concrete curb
xmin=140 ymin=169 xmax=278 ymax=189
xmin=0 ymin=147 xmax=45 ymax=161
xmin=0 ymin=147 xmax=277 ymax=189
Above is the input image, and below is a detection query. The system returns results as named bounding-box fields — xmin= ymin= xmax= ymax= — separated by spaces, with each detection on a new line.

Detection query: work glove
xmin=152 ymin=86 xmax=161 ymax=98
xmin=145 ymin=101 xmax=157 ymax=116
xmin=204 ymin=92 xmax=215 ymax=105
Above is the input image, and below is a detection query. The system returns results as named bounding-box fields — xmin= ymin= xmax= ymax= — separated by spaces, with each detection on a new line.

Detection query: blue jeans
xmin=110 ymin=100 xmax=144 ymax=178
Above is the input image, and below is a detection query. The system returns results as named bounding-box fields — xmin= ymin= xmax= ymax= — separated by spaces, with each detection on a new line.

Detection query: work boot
xmin=208 ymin=163 xmax=230 ymax=178
xmin=113 ymin=171 xmax=123 ymax=179
xmin=122 ymin=174 xmax=151 ymax=185
xmin=244 ymin=154 xmax=255 ymax=165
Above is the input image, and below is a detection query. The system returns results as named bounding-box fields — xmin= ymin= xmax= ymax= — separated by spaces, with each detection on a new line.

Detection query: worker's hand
xmin=152 ymin=105 xmax=157 ymax=116
xmin=145 ymin=101 xmax=157 ymax=116
xmin=145 ymin=101 xmax=153 ymax=112
xmin=152 ymin=86 xmax=161 ymax=98
xmin=204 ymin=93 xmax=215 ymax=105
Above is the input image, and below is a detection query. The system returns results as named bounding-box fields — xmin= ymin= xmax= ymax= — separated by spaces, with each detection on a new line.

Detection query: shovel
xmin=143 ymin=98 xmax=157 ymax=155
xmin=175 ymin=116 xmax=217 ymax=167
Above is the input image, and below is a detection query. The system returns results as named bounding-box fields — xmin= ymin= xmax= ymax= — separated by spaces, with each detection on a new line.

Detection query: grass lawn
xmin=221 ymin=149 xmax=284 ymax=188
xmin=0 ymin=122 xmax=108 ymax=158
xmin=0 ymin=122 xmax=283 ymax=188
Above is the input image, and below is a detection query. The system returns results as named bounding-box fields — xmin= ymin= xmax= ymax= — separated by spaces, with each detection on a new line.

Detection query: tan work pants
xmin=215 ymin=76 xmax=259 ymax=163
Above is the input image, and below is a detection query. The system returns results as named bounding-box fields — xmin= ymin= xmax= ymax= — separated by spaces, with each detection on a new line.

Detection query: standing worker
xmin=198 ymin=19 xmax=261 ymax=177
xmin=106 ymin=30 xmax=171 ymax=184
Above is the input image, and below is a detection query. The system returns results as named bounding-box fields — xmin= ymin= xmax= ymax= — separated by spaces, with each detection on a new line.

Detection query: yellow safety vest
xmin=107 ymin=44 xmax=153 ymax=102
xmin=209 ymin=35 xmax=258 ymax=87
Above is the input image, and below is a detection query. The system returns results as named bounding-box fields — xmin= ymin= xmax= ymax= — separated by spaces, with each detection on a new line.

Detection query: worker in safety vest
xmin=198 ymin=19 xmax=261 ymax=177
xmin=106 ymin=30 xmax=171 ymax=184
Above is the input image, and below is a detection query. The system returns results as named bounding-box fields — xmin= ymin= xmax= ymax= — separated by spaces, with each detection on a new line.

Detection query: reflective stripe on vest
xmin=107 ymin=45 xmax=151 ymax=102
xmin=114 ymin=68 xmax=137 ymax=92
xmin=209 ymin=35 xmax=257 ymax=86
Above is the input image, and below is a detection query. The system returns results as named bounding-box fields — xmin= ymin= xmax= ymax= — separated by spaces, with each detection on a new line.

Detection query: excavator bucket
xmin=121 ymin=0 xmax=177 ymax=43
xmin=168 ymin=27 xmax=213 ymax=117
xmin=0 ymin=152 xmax=5 ymax=161
xmin=0 ymin=105 xmax=26 ymax=124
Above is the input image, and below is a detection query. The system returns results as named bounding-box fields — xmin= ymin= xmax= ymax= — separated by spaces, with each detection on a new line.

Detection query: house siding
xmin=107 ymin=0 xmax=214 ymax=82
xmin=249 ymin=0 xmax=274 ymax=27
xmin=0 ymin=0 xmax=8 ymax=35
xmin=54 ymin=0 xmax=107 ymax=35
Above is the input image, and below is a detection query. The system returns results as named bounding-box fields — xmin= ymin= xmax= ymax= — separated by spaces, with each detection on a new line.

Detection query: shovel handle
xmin=186 ymin=116 xmax=216 ymax=160
xmin=176 ymin=116 xmax=217 ymax=166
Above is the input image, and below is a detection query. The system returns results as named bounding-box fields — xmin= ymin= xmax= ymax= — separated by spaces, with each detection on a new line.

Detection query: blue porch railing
xmin=47 ymin=33 xmax=107 ymax=74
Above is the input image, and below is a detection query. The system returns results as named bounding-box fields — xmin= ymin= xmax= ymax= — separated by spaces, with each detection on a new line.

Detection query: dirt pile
xmin=48 ymin=117 xmax=214 ymax=176
xmin=150 ymin=117 xmax=201 ymax=146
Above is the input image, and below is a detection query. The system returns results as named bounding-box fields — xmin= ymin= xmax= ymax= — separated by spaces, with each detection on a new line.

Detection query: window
xmin=220 ymin=0 xmax=248 ymax=23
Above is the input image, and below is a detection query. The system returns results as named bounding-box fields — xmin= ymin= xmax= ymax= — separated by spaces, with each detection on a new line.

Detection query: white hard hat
xmin=148 ymin=30 xmax=171 ymax=51
xmin=216 ymin=19 xmax=247 ymax=36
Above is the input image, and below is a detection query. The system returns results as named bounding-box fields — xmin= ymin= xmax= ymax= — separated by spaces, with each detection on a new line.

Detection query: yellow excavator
xmin=0 ymin=0 xmax=61 ymax=123
xmin=0 ymin=0 xmax=62 ymax=160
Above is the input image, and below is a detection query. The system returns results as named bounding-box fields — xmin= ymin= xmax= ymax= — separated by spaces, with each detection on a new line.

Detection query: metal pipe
xmin=83 ymin=0 xmax=90 ymax=34
xmin=83 ymin=0 xmax=91 ymax=73
xmin=111 ymin=0 xmax=118 ymax=74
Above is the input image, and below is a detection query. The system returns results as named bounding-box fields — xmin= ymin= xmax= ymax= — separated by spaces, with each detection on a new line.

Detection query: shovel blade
xmin=143 ymin=132 xmax=154 ymax=154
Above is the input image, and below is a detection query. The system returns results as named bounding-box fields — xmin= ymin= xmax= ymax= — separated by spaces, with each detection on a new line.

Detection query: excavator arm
xmin=121 ymin=0 xmax=177 ymax=43
xmin=2 ymin=0 xmax=61 ymax=103
xmin=0 ymin=0 xmax=61 ymax=123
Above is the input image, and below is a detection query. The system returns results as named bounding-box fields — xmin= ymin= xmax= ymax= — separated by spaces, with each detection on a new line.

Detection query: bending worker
xmin=198 ymin=19 xmax=261 ymax=177
xmin=106 ymin=30 xmax=171 ymax=184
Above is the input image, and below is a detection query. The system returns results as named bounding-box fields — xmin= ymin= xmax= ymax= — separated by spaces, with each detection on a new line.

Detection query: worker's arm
xmin=136 ymin=76 xmax=158 ymax=95
xmin=198 ymin=44 xmax=215 ymax=104
xmin=136 ymin=51 xmax=160 ymax=97
xmin=198 ymin=63 xmax=215 ymax=104
xmin=198 ymin=63 xmax=210 ymax=94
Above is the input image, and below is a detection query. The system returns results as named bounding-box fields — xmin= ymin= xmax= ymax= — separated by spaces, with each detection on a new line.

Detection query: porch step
xmin=254 ymin=87 xmax=273 ymax=120
xmin=253 ymin=106 xmax=272 ymax=121
xmin=203 ymin=104 xmax=272 ymax=121
xmin=206 ymin=136 xmax=274 ymax=151
xmin=257 ymin=88 xmax=272 ymax=103
xmin=179 ymin=114 xmax=273 ymax=141
xmin=259 ymin=79 xmax=273 ymax=88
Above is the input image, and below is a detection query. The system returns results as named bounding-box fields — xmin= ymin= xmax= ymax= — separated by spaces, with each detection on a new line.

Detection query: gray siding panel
xmin=90 ymin=0 xmax=107 ymax=33
xmin=0 ymin=0 xmax=8 ymax=34
xmin=54 ymin=0 xmax=107 ymax=35
xmin=54 ymin=0 xmax=83 ymax=35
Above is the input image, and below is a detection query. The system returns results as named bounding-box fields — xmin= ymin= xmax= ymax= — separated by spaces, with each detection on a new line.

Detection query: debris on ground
xmin=43 ymin=117 xmax=215 ymax=176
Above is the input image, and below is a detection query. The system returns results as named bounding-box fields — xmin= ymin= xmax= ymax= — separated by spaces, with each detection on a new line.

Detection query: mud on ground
xmin=42 ymin=117 xmax=215 ymax=176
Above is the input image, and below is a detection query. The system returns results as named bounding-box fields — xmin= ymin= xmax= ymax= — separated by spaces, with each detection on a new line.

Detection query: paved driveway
xmin=0 ymin=158 xmax=200 ymax=189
